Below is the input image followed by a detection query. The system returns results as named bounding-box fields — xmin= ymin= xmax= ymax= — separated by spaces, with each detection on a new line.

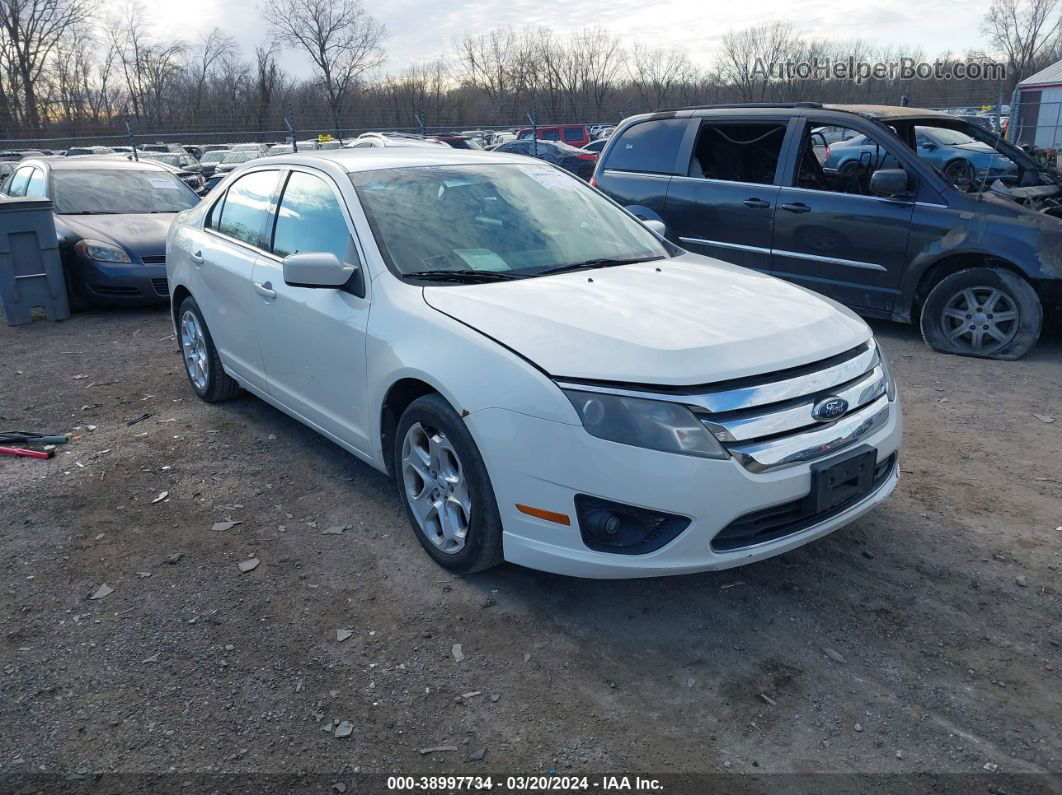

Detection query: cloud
xmin=133 ymin=0 xmax=994 ymax=78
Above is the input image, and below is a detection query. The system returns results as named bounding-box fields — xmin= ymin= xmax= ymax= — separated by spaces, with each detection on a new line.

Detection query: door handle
xmin=254 ymin=281 xmax=276 ymax=299
xmin=780 ymin=202 xmax=811 ymax=214
xmin=743 ymin=198 xmax=771 ymax=209
xmin=190 ymin=250 xmax=204 ymax=265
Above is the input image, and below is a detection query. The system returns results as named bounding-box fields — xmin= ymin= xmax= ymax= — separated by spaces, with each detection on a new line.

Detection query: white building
xmin=1011 ymin=59 xmax=1062 ymax=151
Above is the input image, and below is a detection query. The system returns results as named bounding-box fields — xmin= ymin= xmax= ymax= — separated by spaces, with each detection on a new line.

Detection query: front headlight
xmin=75 ymin=239 xmax=132 ymax=263
xmin=877 ymin=347 xmax=897 ymax=400
xmin=562 ymin=389 xmax=728 ymax=459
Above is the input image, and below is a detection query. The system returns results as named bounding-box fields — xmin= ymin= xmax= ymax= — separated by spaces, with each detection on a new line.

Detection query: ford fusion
xmin=166 ymin=149 xmax=901 ymax=578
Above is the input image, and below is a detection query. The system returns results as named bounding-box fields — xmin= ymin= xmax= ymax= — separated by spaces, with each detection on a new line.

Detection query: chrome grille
xmin=698 ymin=341 xmax=889 ymax=472
xmin=556 ymin=340 xmax=892 ymax=473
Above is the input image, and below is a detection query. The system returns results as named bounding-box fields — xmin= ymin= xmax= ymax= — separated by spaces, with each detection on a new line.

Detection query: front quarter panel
xmin=365 ymin=275 xmax=579 ymax=466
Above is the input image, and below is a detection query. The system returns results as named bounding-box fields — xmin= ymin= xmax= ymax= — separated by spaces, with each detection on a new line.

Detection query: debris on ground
xmin=823 ymin=648 xmax=846 ymax=664
xmin=336 ymin=629 xmax=353 ymax=642
xmin=211 ymin=520 xmax=242 ymax=532
xmin=466 ymin=749 xmax=486 ymax=762
xmin=452 ymin=643 xmax=465 ymax=663
xmin=151 ymin=491 xmax=168 ymax=504
xmin=1033 ymin=414 xmax=1055 ymax=424
xmin=334 ymin=721 xmax=353 ymax=739
xmin=88 ymin=583 xmax=113 ymax=600
xmin=322 ymin=525 xmax=351 ymax=535
xmin=419 ymin=746 xmax=458 ymax=755
xmin=238 ymin=558 xmax=259 ymax=573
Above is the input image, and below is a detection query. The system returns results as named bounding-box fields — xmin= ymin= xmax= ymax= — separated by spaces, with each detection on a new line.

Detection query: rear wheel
xmin=177 ymin=296 xmax=242 ymax=402
xmin=920 ymin=267 xmax=1041 ymax=359
xmin=394 ymin=393 xmax=503 ymax=574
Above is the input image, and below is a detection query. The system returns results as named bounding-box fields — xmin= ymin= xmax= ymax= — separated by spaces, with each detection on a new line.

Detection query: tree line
xmin=0 ymin=0 xmax=1059 ymax=141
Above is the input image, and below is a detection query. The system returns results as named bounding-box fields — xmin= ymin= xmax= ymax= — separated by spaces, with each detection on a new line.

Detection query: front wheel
xmin=920 ymin=267 xmax=1042 ymax=359
xmin=394 ymin=393 xmax=503 ymax=574
xmin=943 ymin=159 xmax=975 ymax=190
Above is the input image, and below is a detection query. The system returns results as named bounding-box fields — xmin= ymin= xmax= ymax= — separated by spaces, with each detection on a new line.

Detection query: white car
xmin=166 ymin=149 xmax=901 ymax=578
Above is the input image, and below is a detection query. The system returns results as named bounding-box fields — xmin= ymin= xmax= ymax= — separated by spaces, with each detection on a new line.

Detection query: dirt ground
xmin=0 ymin=305 xmax=1059 ymax=790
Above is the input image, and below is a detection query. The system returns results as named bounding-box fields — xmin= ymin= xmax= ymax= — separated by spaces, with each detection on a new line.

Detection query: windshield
xmin=52 ymin=169 xmax=199 ymax=214
xmin=145 ymin=154 xmax=182 ymax=167
xmin=918 ymin=127 xmax=977 ymax=146
xmin=351 ymin=164 xmax=668 ymax=280
xmin=222 ymin=151 xmax=256 ymax=164
xmin=202 ymin=151 xmax=227 ymax=164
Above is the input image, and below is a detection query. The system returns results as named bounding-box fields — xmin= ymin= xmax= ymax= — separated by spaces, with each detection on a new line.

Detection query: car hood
xmin=56 ymin=213 xmax=175 ymax=259
xmin=423 ymin=255 xmax=872 ymax=386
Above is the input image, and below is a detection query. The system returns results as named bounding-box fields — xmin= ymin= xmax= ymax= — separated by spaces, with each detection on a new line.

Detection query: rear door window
xmin=602 ymin=118 xmax=687 ymax=175
xmin=563 ymin=128 xmax=583 ymax=143
xmin=687 ymin=122 xmax=787 ymax=184
xmin=25 ymin=168 xmax=46 ymax=197
xmin=215 ymin=170 xmax=279 ymax=248
xmin=6 ymin=166 xmax=33 ymax=196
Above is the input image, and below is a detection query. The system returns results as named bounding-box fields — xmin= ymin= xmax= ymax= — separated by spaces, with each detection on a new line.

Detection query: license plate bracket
xmin=805 ymin=445 xmax=877 ymax=514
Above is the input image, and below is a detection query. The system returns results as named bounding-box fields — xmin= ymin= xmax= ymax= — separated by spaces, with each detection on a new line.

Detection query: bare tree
xmin=0 ymin=0 xmax=97 ymax=132
xmin=626 ymin=44 xmax=696 ymax=109
xmin=190 ymin=28 xmax=236 ymax=120
xmin=982 ymin=0 xmax=1061 ymax=89
xmin=259 ymin=0 xmax=385 ymax=131
xmin=253 ymin=42 xmax=280 ymax=131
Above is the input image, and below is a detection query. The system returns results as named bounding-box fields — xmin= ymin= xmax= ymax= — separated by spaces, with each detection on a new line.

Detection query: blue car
xmin=823 ymin=126 xmax=1014 ymax=188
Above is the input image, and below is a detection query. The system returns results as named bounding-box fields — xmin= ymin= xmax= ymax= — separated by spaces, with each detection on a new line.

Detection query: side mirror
xmin=921 ymin=141 xmax=937 ymax=150
xmin=283 ymin=251 xmax=358 ymax=288
xmin=870 ymin=169 xmax=910 ymax=197
xmin=642 ymin=218 xmax=667 ymax=237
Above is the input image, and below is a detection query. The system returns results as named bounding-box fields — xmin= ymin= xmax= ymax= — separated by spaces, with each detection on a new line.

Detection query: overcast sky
xmin=143 ymin=0 xmax=994 ymax=78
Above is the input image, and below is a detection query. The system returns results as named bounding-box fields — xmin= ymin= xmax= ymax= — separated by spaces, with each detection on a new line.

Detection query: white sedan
xmin=166 ymin=149 xmax=901 ymax=578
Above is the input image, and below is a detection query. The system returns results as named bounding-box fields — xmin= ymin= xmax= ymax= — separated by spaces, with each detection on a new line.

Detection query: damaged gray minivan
xmin=594 ymin=103 xmax=1062 ymax=360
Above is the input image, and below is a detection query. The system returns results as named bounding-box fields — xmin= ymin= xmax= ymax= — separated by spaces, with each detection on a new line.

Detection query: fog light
xmin=575 ymin=495 xmax=690 ymax=555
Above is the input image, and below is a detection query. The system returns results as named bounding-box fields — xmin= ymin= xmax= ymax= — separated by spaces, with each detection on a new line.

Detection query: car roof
xmin=24 ymin=156 xmax=171 ymax=172
xmin=250 ymin=148 xmax=533 ymax=173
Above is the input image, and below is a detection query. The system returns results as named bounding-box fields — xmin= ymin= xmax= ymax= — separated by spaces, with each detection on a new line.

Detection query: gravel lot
xmin=0 ymin=306 xmax=1060 ymax=788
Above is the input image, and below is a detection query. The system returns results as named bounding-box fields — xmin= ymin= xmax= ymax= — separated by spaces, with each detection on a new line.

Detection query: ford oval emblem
xmin=812 ymin=396 xmax=849 ymax=422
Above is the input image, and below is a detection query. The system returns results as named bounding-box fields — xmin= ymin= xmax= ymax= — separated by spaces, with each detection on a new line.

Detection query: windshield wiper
xmin=402 ymin=269 xmax=525 ymax=283
xmin=536 ymin=256 xmax=663 ymax=277
xmin=61 ymin=210 xmax=119 ymax=215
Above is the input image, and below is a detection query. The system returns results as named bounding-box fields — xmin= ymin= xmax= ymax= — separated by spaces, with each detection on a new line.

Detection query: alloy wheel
xmin=940 ymin=286 xmax=1018 ymax=355
xmin=400 ymin=422 xmax=472 ymax=554
xmin=180 ymin=310 xmax=209 ymax=391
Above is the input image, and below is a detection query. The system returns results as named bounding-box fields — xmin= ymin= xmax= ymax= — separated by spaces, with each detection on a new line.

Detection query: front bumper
xmin=467 ymin=398 xmax=902 ymax=578
xmin=68 ymin=257 xmax=169 ymax=305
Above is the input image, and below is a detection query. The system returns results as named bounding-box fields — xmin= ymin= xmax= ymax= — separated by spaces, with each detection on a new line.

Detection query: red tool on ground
xmin=0 ymin=445 xmax=54 ymax=460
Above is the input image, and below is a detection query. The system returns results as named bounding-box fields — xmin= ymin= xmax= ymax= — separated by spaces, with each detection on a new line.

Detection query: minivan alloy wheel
xmin=401 ymin=422 xmax=471 ymax=554
xmin=180 ymin=309 xmax=209 ymax=391
xmin=941 ymin=286 xmax=1018 ymax=354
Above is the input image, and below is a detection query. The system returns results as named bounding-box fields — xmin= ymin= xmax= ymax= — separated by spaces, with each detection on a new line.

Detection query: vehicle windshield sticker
xmin=453 ymin=249 xmax=511 ymax=271
xmin=517 ymin=165 xmax=579 ymax=191
xmin=149 ymin=178 xmax=180 ymax=190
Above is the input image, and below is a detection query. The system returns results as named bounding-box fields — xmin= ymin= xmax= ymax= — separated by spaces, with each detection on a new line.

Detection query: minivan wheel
xmin=920 ymin=267 xmax=1042 ymax=360
xmin=394 ymin=394 xmax=503 ymax=574
xmin=177 ymin=296 xmax=242 ymax=402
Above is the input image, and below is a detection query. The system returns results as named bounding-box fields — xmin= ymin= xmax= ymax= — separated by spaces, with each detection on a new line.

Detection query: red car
xmin=516 ymin=125 xmax=591 ymax=149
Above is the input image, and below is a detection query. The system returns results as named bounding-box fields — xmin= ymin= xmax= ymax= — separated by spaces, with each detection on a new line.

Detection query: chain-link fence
xmin=1009 ymin=93 xmax=1061 ymax=172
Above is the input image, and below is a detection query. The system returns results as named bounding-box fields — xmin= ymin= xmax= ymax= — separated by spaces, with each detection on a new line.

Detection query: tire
xmin=177 ymin=296 xmax=241 ymax=402
xmin=943 ymin=159 xmax=975 ymax=189
xmin=393 ymin=393 xmax=504 ymax=574
xmin=63 ymin=266 xmax=89 ymax=312
xmin=920 ymin=267 xmax=1042 ymax=360
xmin=839 ymin=161 xmax=858 ymax=176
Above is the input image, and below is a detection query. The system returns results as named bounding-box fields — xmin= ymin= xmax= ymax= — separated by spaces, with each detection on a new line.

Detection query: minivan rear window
xmin=603 ymin=118 xmax=687 ymax=175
